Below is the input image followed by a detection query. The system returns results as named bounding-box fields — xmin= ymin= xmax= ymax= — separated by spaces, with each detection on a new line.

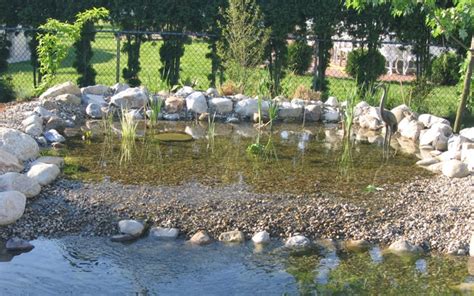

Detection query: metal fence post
xmin=312 ymin=39 xmax=319 ymax=91
xmin=115 ymin=32 xmax=120 ymax=83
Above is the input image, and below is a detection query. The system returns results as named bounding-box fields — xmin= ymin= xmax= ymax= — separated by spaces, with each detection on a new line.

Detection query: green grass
xmin=6 ymin=31 xmax=467 ymax=120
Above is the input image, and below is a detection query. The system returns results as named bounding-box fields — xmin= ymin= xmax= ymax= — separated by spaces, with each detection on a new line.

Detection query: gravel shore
xmin=0 ymin=174 xmax=471 ymax=254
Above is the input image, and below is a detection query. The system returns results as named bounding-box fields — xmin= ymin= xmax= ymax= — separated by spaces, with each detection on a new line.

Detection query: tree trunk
xmin=453 ymin=36 xmax=474 ymax=133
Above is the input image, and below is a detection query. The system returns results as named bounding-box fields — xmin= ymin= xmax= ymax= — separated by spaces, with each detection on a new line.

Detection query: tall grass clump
xmin=339 ymin=87 xmax=358 ymax=178
xmin=148 ymin=96 xmax=162 ymax=126
xmin=119 ymin=109 xmax=138 ymax=164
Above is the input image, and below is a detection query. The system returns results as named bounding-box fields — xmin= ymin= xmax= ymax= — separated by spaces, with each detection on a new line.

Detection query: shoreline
xmin=1 ymin=174 xmax=471 ymax=255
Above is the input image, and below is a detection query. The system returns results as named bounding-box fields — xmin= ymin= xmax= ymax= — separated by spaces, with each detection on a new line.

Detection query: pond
xmin=1 ymin=236 xmax=472 ymax=295
xmin=56 ymin=121 xmax=429 ymax=201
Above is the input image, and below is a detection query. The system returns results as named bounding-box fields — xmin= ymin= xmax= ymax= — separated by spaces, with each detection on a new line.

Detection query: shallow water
xmin=53 ymin=121 xmax=429 ymax=200
xmin=1 ymin=237 xmax=472 ymax=295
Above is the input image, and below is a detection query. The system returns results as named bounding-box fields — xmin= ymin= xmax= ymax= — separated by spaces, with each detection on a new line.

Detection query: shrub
xmin=345 ymin=48 xmax=386 ymax=93
xmin=430 ymin=52 xmax=462 ymax=86
xmin=0 ymin=77 xmax=15 ymax=103
xmin=293 ymin=84 xmax=321 ymax=101
xmin=408 ymin=78 xmax=433 ymax=114
xmin=287 ymin=41 xmax=312 ymax=75
xmin=219 ymin=80 xmax=240 ymax=96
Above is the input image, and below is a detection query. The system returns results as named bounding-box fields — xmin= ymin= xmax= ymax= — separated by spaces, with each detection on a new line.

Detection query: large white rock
xmin=219 ymin=230 xmax=245 ymax=243
xmin=442 ymin=160 xmax=470 ymax=178
xmin=322 ymin=108 xmax=340 ymax=122
xmin=86 ymin=103 xmax=103 ymax=119
xmin=305 ymin=104 xmax=322 ymax=122
xmin=388 ymin=239 xmax=422 ymax=254
xmin=461 ymin=143 xmax=474 ymax=172
xmin=186 ymin=92 xmax=208 ymax=114
xmin=252 ymin=231 xmax=270 ymax=244
xmin=390 ymin=104 xmax=412 ymax=124
xmin=26 ymin=163 xmax=60 ymax=185
xmin=39 ymin=81 xmax=81 ymax=100
xmin=0 ymin=172 xmax=41 ymax=198
xmin=0 ymin=149 xmax=23 ymax=174
xmin=33 ymin=106 xmax=53 ymax=119
xmin=460 ymin=127 xmax=474 ymax=142
xmin=279 ymin=102 xmax=303 ymax=121
xmin=235 ymin=99 xmax=269 ymax=118
xmin=55 ymin=93 xmax=81 ymax=105
xmin=43 ymin=129 xmax=65 ymax=143
xmin=398 ymin=117 xmax=423 ymax=141
xmin=324 ymin=96 xmax=338 ymax=107
xmin=81 ymin=84 xmax=111 ymax=96
xmin=150 ymin=227 xmax=179 ymax=239
xmin=0 ymin=128 xmax=39 ymax=161
xmin=110 ymin=87 xmax=148 ymax=109
xmin=24 ymin=123 xmax=43 ymax=137
xmin=206 ymin=87 xmax=219 ymax=97
xmin=111 ymin=83 xmax=129 ymax=95
xmin=358 ymin=106 xmax=383 ymax=130
xmin=354 ymin=101 xmax=370 ymax=119
xmin=175 ymin=86 xmax=194 ymax=97
xmin=31 ymin=156 xmax=64 ymax=168
xmin=419 ymin=128 xmax=449 ymax=151
xmin=418 ymin=114 xmax=450 ymax=128
xmin=209 ymin=97 xmax=233 ymax=114
xmin=0 ymin=191 xmax=26 ymax=225
xmin=118 ymin=219 xmax=144 ymax=237
xmin=190 ymin=230 xmax=212 ymax=245
xmin=21 ymin=115 xmax=43 ymax=128
xmin=285 ymin=235 xmax=311 ymax=248
xmin=82 ymin=94 xmax=107 ymax=106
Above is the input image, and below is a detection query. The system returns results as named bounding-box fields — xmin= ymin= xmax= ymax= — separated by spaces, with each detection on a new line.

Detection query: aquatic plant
xmin=148 ymin=96 xmax=162 ymax=126
xmin=267 ymin=101 xmax=279 ymax=131
xmin=207 ymin=112 xmax=217 ymax=151
xmin=339 ymin=87 xmax=358 ymax=178
xmin=119 ymin=108 xmax=138 ymax=164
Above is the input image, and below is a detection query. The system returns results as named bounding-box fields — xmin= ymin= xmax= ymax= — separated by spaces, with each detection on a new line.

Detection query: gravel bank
xmin=0 ymin=174 xmax=471 ymax=254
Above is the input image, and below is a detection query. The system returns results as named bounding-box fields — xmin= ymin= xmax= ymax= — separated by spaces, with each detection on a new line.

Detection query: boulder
xmin=418 ymin=114 xmax=450 ymax=129
xmin=81 ymin=84 xmax=111 ymax=96
xmin=110 ymin=87 xmax=148 ymax=109
xmin=111 ymin=83 xmax=129 ymax=95
xmin=322 ymin=108 xmax=340 ymax=122
xmin=0 ymin=191 xmax=26 ymax=226
xmin=285 ymin=235 xmax=311 ymax=248
xmin=304 ymin=104 xmax=322 ymax=122
xmin=175 ymin=86 xmax=194 ymax=97
xmin=163 ymin=113 xmax=180 ymax=121
xmin=291 ymin=98 xmax=307 ymax=107
xmin=324 ymin=96 xmax=338 ymax=107
xmin=86 ymin=103 xmax=102 ymax=119
xmin=33 ymin=106 xmax=53 ymax=119
xmin=441 ymin=160 xmax=470 ymax=178
xmin=186 ymin=92 xmax=208 ymax=114
xmin=426 ymin=162 xmax=443 ymax=173
xmin=82 ymin=94 xmax=107 ymax=106
xmin=0 ymin=172 xmax=41 ymax=198
xmin=21 ymin=115 xmax=43 ymax=128
xmin=55 ymin=94 xmax=81 ymax=105
xmin=43 ymin=129 xmax=65 ymax=143
xmin=0 ymin=149 xmax=23 ymax=174
xmin=358 ymin=106 xmax=383 ymax=130
xmin=26 ymin=163 xmax=60 ymax=185
xmin=209 ymin=97 xmax=233 ymax=114
xmin=44 ymin=116 xmax=68 ymax=131
xmin=118 ymin=219 xmax=144 ymax=237
xmin=461 ymin=143 xmax=474 ymax=172
xmin=190 ymin=230 xmax=212 ymax=245
xmin=448 ymin=135 xmax=471 ymax=160
xmin=390 ymin=104 xmax=412 ymax=124
xmin=150 ymin=227 xmax=179 ymax=239
xmin=24 ymin=123 xmax=43 ymax=137
xmin=0 ymin=128 xmax=39 ymax=161
xmin=460 ymin=127 xmax=474 ymax=142
xmin=31 ymin=156 xmax=64 ymax=168
xmin=235 ymin=99 xmax=269 ymax=118
xmin=354 ymin=101 xmax=370 ymax=119
xmin=165 ymin=96 xmax=185 ymax=113
xmin=419 ymin=128 xmax=449 ymax=151
xmin=252 ymin=231 xmax=270 ymax=244
xmin=398 ymin=117 xmax=423 ymax=141
xmin=387 ymin=239 xmax=422 ymax=254
xmin=278 ymin=102 xmax=303 ymax=121
xmin=39 ymin=81 xmax=81 ymax=101
xmin=218 ymin=230 xmax=245 ymax=243
xmin=206 ymin=87 xmax=219 ymax=97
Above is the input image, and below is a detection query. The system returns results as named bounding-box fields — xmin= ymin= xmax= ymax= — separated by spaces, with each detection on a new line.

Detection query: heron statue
xmin=376 ymin=84 xmax=398 ymax=155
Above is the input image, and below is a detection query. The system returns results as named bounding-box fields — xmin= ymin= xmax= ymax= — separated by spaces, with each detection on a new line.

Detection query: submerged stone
xmin=190 ymin=230 xmax=212 ymax=245
xmin=6 ymin=238 xmax=34 ymax=252
xmin=285 ymin=235 xmax=311 ymax=248
xmin=155 ymin=132 xmax=193 ymax=142
xmin=252 ymin=231 xmax=270 ymax=244
xmin=150 ymin=227 xmax=179 ymax=239
xmin=387 ymin=239 xmax=422 ymax=255
xmin=219 ymin=230 xmax=245 ymax=243
xmin=118 ymin=220 xmax=144 ymax=237
xmin=110 ymin=234 xmax=137 ymax=243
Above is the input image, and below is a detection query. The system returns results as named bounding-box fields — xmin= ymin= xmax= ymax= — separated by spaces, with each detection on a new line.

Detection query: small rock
xmin=285 ymin=235 xmax=311 ymax=248
xmin=43 ymin=129 xmax=65 ymax=143
xmin=175 ymin=86 xmax=194 ymax=97
xmin=345 ymin=239 xmax=371 ymax=252
xmin=118 ymin=219 xmax=144 ymax=237
xmin=186 ymin=92 xmax=208 ymax=114
xmin=82 ymin=84 xmax=111 ymax=96
xmin=324 ymin=96 xmax=338 ymax=107
xmin=387 ymin=239 xmax=422 ymax=255
xmin=209 ymin=97 xmax=233 ymax=114
xmin=442 ymin=160 xmax=470 ymax=178
xmin=0 ymin=191 xmax=26 ymax=226
xmin=110 ymin=87 xmax=148 ymax=109
xmin=226 ymin=117 xmax=240 ymax=124
xmin=33 ymin=107 xmax=53 ymax=119
xmin=39 ymin=81 xmax=81 ymax=100
xmin=6 ymin=238 xmax=34 ymax=252
xmin=86 ymin=103 xmax=103 ymax=119
xmin=190 ymin=230 xmax=212 ymax=245
xmin=163 ymin=113 xmax=180 ymax=121
xmin=26 ymin=163 xmax=60 ymax=186
xmin=55 ymin=93 xmax=81 ymax=105
xmin=150 ymin=227 xmax=179 ymax=239
xmin=219 ymin=230 xmax=245 ymax=243
xmin=206 ymin=87 xmax=219 ymax=97
xmin=252 ymin=231 xmax=270 ymax=244
xmin=165 ymin=96 xmax=185 ymax=113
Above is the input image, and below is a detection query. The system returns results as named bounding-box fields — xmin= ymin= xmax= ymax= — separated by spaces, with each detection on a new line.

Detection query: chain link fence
xmin=2 ymin=27 xmax=470 ymax=121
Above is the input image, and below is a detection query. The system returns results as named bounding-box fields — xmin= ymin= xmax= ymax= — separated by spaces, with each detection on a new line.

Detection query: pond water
xmin=1 ymin=237 xmax=472 ymax=295
xmin=55 ymin=121 xmax=429 ymax=200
